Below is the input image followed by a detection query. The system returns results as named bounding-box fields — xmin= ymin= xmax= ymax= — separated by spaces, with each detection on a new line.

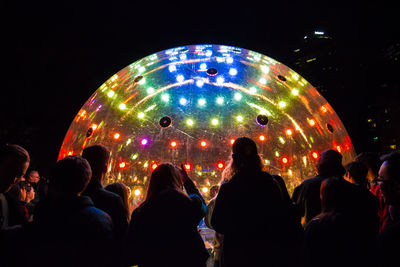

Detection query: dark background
xmin=2 ymin=1 xmax=398 ymax=177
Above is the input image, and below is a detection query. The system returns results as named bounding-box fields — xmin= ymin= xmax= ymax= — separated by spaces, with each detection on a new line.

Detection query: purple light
xmin=141 ymin=138 xmax=148 ymax=145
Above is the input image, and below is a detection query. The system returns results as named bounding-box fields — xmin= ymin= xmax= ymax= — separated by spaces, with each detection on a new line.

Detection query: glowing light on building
xmin=308 ymin=119 xmax=316 ymax=126
xmin=292 ymin=89 xmax=299 ymax=95
xmin=259 ymin=77 xmax=267 ymax=84
xmin=91 ymin=124 xmax=98 ymax=131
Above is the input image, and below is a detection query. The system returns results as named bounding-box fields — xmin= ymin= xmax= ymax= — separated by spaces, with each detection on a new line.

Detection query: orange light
xmin=113 ymin=133 xmax=121 ymax=140
xmin=200 ymin=140 xmax=207 ymax=147
xmin=285 ymin=129 xmax=293 ymax=136
xmin=119 ymin=161 xmax=126 ymax=169
xmin=308 ymin=119 xmax=316 ymax=126
xmin=336 ymin=145 xmax=342 ymax=153
xmin=67 ymin=151 xmax=73 ymax=156
xmin=91 ymin=124 xmax=98 ymax=131
xmin=230 ymin=139 xmax=235 ymax=145
xmin=217 ymin=162 xmax=224 ymax=169
xmin=184 ymin=163 xmax=192 ymax=171
xmin=311 ymin=152 xmax=319 ymax=159
xmin=259 ymin=135 xmax=266 ymax=141
xmin=321 ymin=106 xmax=327 ymax=113
xmin=170 ymin=141 xmax=177 ymax=148
xmin=151 ymin=163 xmax=158 ymax=170
xmin=281 ymin=157 xmax=289 ymax=164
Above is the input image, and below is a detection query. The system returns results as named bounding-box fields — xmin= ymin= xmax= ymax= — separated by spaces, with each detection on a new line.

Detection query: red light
xmin=113 ymin=133 xmax=121 ymax=140
xmin=259 ymin=135 xmax=266 ymax=141
xmin=119 ymin=161 xmax=126 ymax=169
xmin=184 ymin=163 xmax=192 ymax=171
xmin=285 ymin=129 xmax=293 ymax=136
xmin=281 ymin=157 xmax=289 ymax=164
xmin=151 ymin=163 xmax=158 ymax=170
xmin=336 ymin=145 xmax=342 ymax=153
xmin=217 ymin=162 xmax=224 ymax=169
xmin=311 ymin=152 xmax=319 ymax=159
xmin=200 ymin=140 xmax=207 ymax=147
xmin=230 ymin=139 xmax=235 ymax=145
xmin=170 ymin=141 xmax=177 ymax=148
xmin=91 ymin=124 xmax=98 ymax=131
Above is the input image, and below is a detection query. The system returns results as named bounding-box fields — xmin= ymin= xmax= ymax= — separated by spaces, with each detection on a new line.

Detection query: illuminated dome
xmin=59 ymin=44 xmax=355 ymax=203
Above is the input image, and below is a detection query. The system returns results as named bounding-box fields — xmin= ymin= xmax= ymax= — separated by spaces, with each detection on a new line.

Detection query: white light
xmin=211 ymin=118 xmax=219 ymax=125
xmin=259 ymin=77 xmax=267 ymax=84
xmin=196 ymin=80 xmax=204 ymax=87
xmin=107 ymin=91 xmax=115 ymax=98
xmin=179 ymin=53 xmax=187 ymax=60
xmin=249 ymin=87 xmax=257 ymax=93
xmin=226 ymin=57 xmax=234 ymax=64
xmin=161 ymin=94 xmax=170 ymax=102
xmin=236 ymin=115 xmax=243 ymax=122
xmin=234 ymin=93 xmax=242 ymax=101
xmin=216 ymin=76 xmax=224 ymax=85
xmin=292 ymin=89 xmax=299 ymax=95
xmin=206 ymin=50 xmax=212 ymax=57
xmin=176 ymin=74 xmax=184 ymax=82
xmin=134 ymin=189 xmax=141 ymax=196
xmin=278 ymin=101 xmax=287 ymax=108
xmin=138 ymin=66 xmax=146 ymax=73
xmin=229 ymin=68 xmax=238 ymax=76
xmin=202 ymin=187 xmax=208 ymax=193
xmin=314 ymin=31 xmax=324 ymax=35
xmin=179 ymin=98 xmax=187 ymax=105
xmin=119 ymin=103 xmax=126 ymax=110
xmin=138 ymin=77 xmax=145 ymax=85
xmin=198 ymin=98 xmax=206 ymax=106
xmin=138 ymin=112 xmax=145 ymax=118
xmin=147 ymin=87 xmax=155 ymax=94
xmin=261 ymin=65 xmax=269 ymax=74
xmin=169 ymin=65 xmax=177 ymax=72
xmin=200 ymin=63 xmax=207 ymax=70
xmin=216 ymin=97 xmax=224 ymax=105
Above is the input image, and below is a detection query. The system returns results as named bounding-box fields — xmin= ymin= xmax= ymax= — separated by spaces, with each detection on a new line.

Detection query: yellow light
xmin=279 ymin=137 xmax=286 ymax=144
xmin=292 ymin=89 xmax=299 ymax=95
xmin=259 ymin=77 xmax=267 ymax=84
xmin=202 ymin=187 xmax=208 ymax=193
xmin=236 ymin=115 xmax=243 ymax=122
xmin=308 ymin=119 xmax=316 ymax=126
xmin=119 ymin=103 xmax=126 ymax=110
xmin=278 ymin=101 xmax=287 ymax=108
xmin=186 ymin=119 xmax=194 ymax=126
xmin=134 ymin=189 xmax=141 ymax=196
xmin=107 ymin=91 xmax=115 ymax=98
xmin=288 ymin=169 xmax=293 ymax=176
xmin=286 ymin=129 xmax=293 ymax=136
xmin=259 ymin=135 xmax=266 ymax=141
xmin=91 ymin=124 xmax=98 ymax=131
xmin=138 ymin=112 xmax=145 ymax=119
xmin=211 ymin=118 xmax=219 ymax=126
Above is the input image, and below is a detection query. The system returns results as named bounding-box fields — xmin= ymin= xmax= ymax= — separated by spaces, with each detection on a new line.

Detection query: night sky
xmin=2 ymin=1 xmax=398 ymax=176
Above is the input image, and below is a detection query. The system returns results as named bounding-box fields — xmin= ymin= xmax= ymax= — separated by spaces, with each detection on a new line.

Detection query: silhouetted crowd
xmin=1 ymin=137 xmax=400 ymax=267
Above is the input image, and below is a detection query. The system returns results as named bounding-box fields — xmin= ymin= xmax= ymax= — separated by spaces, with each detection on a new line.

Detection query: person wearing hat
xmin=211 ymin=137 xmax=302 ymax=267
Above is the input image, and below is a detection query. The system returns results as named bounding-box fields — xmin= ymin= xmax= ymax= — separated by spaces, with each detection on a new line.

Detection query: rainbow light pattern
xmin=59 ymin=44 xmax=355 ymax=203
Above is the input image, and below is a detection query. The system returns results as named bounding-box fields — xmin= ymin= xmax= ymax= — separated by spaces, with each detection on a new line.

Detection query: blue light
xmin=179 ymin=98 xmax=187 ymax=105
xmin=216 ymin=76 xmax=225 ymax=85
xmin=229 ymin=68 xmax=238 ymax=76
xmin=196 ymin=80 xmax=204 ymax=87
xmin=176 ymin=74 xmax=184 ymax=82
xmin=179 ymin=53 xmax=187 ymax=60
xmin=200 ymin=63 xmax=207 ymax=70
xmin=206 ymin=50 xmax=212 ymax=57
xmin=169 ymin=65 xmax=177 ymax=72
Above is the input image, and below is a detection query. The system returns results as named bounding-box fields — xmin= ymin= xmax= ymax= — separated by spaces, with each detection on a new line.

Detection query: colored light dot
xmin=216 ymin=76 xmax=225 ymax=85
xmin=279 ymin=137 xmax=286 ymax=144
xmin=113 ymin=133 xmax=121 ymax=140
xmin=184 ymin=163 xmax=192 ymax=171
xmin=286 ymin=129 xmax=293 ymax=136
xmin=259 ymin=135 xmax=266 ymax=141
xmin=312 ymin=152 xmax=319 ymax=159
xmin=292 ymin=89 xmax=299 ymax=95
xmin=198 ymin=98 xmax=206 ymax=106
xmin=91 ymin=124 xmax=98 ymax=131
xmin=186 ymin=119 xmax=194 ymax=126
xmin=179 ymin=53 xmax=187 ymax=60
xmin=230 ymin=139 xmax=235 ymax=145
xmin=200 ymin=141 xmax=207 ymax=147
xmin=141 ymin=139 xmax=148 ymax=145
xmin=131 ymin=154 xmax=138 ymax=160
xmin=336 ymin=145 xmax=342 ymax=153
xmin=119 ymin=162 xmax=126 ymax=169
xmin=288 ymin=169 xmax=293 ymax=176
xmin=176 ymin=74 xmax=184 ymax=82
xmin=179 ymin=98 xmax=187 ymax=105
xmin=67 ymin=151 xmax=73 ymax=156
xmin=119 ymin=103 xmax=126 ymax=110
xmin=143 ymin=161 xmax=149 ymax=168
xmin=259 ymin=77 xmax=267 ymax=84
xmin=264 ymin=159 xmax=270 ymax=165
xmin=321 ymin=106 xmax=328 ymax=113
xmin=250 ymin=87 xmax=257 ymax=93
xmin=138 ymin=66 xmax=145 ymax=73
xmin=211 ymin=118 xmax=219 ymax=126
xmin=236 ymin=115 xmax=243 ymax=122
xmin=151 ymin=163 xmax=158 ymax=170
xmin=216 ymin=97 xmax=224 ymax=105
xmin=202 ymin=187 xmax=209 ymax=193
xmin=234 ymin=93 xmax=242 ymax=101
xmin=226 ymin=57 xmax=234 ymax=64
xmin=169 ymin=65 xmax=177 ymax=72
xmin=138 ymin=112 xmax=145 ymax=119
xmin=281 ymin=157 xmax=289 ymax=164
xmin=308 ymin=119 xmax=316 ymax=126
xmin=161 ymin=94 xmax=170 ymax=102
xmin=147 ymin=87 xmax=155 ymax=94
xmin=278 ymin=101 xmax=287 ymax=108
xmin=261 ymin=65 xmax=270 ymax=73
xmin=196 ymin=79 xmax=204 ymax=87
xmin=229 ymin=68 xmax=238 ymax=76
xmin=126 ymin=138 xmax=132 ymax=145
xmin=134 ymin=189 xmax=141 ymax=196
xmin=170 ymin=141 xmax=177 ymax=148
xmin=200 ymin=63 xmax=207 ymax=70
xmin=275 ymin=151 xmax=280 ymax=157
xmin=217 ymin=162 xmax=224 ymax=169
xmin=107 ymin=91 xmax=115 ymax=98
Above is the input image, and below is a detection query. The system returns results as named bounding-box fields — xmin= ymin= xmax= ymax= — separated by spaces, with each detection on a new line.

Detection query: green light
xmin=186 ymin=119 xmax=194 ymax=126
xmin=126 ymin=139 xmax=132 ymax=145
xmin=211 ymin=118 xmax=219 ymax=126
xmin=236 ymin=115 xmax=243 ymax=122
xmin=264 ymin=159 xmax=270 ymax=165
xmin=278 ymin=101 xmax=287 ymax=108
xmin=216 ymin=97 xmax=224 ymax=105
xmin=138 ymin=112 xmax=145 ymax=118
xmin=131 ymin=153 xmax=138 ymax=160
xmin=292 ymin=88 xmax=299 ymax=95
xmin=119 ymin=103 xmax=126 ymax=110
xmin=198 ymin=98 xmax=206 ymax=106
xmin=147 ymin=87 xmax=155 ymax=94
xmin=234 ymin=93 xmax=242 ymax=101
xmin=107 ymin=91 xmax=115 ymax=98
xmin=161 ymin=94 xmax=170 ymax=102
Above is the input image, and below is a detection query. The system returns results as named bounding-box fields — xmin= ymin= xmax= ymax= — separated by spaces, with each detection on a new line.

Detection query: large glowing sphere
xmin=59 ymin=45 xmax=355 ymax=201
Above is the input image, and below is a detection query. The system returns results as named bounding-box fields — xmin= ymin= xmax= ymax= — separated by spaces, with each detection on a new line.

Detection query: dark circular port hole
xmin=134 ymin=76 xmax=143 ymax=83
xmin=207 ymin=68 xmax=218 ymax=76
xmin=326 ymin=123 xmax=334 ymax=133
xmin=86 ymin=127 xmax=93 ymax=138
xmin=159 ymin=116 xmax=172 ymax=128
xmin=256 ymin=114 xmax=269 ymax=126
xmin=277 ymin=75 xmax=287 ymax=82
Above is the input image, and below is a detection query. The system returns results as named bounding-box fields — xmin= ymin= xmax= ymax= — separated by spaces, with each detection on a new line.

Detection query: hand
xmin=179 ymin=164 xmax=189 ymax=184
xmin=26 ymin=189 xmax=35 ymax=203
